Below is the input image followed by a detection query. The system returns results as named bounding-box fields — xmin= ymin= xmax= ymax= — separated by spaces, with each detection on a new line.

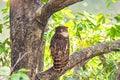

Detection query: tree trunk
xmin=10 ymin=0 xmax=43 ymax=79
xmin=37 ymin=40 xmax=45 ymax=72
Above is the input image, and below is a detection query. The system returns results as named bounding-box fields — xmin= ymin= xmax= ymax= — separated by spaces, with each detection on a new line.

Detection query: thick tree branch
xmin=35 ymin=40 xmax=120 ymax=80
xmin=35 ymin=0 xmax=83 ymax=26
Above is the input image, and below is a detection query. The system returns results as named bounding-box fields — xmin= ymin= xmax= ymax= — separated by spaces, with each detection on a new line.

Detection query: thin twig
xmin=10 ymin=51 xmax=31 ymax=74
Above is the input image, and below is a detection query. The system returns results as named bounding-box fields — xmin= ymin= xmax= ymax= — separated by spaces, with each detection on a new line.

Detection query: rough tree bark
xmin=10 ymin=0 xmax=44 ymax=79
xmin=10 ymin=0 xmax=120 ymax=80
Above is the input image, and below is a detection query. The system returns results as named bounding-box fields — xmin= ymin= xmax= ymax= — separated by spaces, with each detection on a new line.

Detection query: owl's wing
xmin=50 ymin=36 xmax=57 ymax=59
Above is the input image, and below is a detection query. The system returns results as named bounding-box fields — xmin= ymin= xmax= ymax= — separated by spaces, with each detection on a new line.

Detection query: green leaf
xmin=0 ymin=43 xmax=5 ymax=54
xmin=79 ymin=22 xmax=86 ymax=30
xmin=19 ymin=72 xmax=30 ymax=80
xmin=3 ymin=15 xmax=9 ymax=21
xmin=64 ymin=10 xmax=75 ymax=18
xmin=77 ymin=12 xmax=84 ymax=16
xmin=98 ymin=16 xmax=105 ymax=24
xmin=10 ymin=72 xmax=30 ymax=80
xmin=0 ymin=24 xmax=3 ymax=33
xmin=18 ymin=68 xmax=30 ymax=73
xmin=110 ymin=27 xmax=116 ymax=39
xmin=42 ymin=0 xmax=48 ymax=4
xmin=1 ymin=8 xmax=8 ymax=14
xmin=112 ymin=0 xmax=117 ymax=3
xmin=115 ymin=14 xmax=120 ymax=22
xmin=6 ymin=1 xmax=10 ymax=8
xmin=106 ymin=0 xmax=112 ymax=8
xmin=115 ymin=24 xmax=120 ymax=37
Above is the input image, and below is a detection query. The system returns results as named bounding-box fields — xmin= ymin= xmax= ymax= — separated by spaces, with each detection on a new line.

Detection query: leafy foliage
xmin=43 ymin=8 xmax=120 ymax=80
xmin=0 ymin=66 xmax=10 ymax=80
xmin=10 ymin=69 xmax=30 ymax=80
xmin=0 ymin=1 xmax=10 ymax=67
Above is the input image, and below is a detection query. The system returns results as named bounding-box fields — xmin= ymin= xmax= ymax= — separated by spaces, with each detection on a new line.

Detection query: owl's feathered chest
xmin=50 ymin=33 xmax=69 ymax=53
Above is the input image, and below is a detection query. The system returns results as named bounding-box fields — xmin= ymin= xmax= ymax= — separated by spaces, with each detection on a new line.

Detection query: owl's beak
xmin=60 ymin=32 xmax=68 ymax=37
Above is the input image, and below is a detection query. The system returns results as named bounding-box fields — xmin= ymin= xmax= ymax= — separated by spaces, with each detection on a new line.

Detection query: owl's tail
xmin=53 ymin=56 xmax=69 ymax=71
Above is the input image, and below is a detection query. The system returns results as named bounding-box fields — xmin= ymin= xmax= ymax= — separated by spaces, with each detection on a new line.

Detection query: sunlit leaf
xmin=64 ymin=10 xmax=75 ymax=18
xmin=64 ymin=20 xmax=74 ymax=27
xmin=42 ymin=0 xmax=48 ymax=4
xmin=18 ymin=68 xmax=30 ymax=73
xmin=10 ymin=72 xmax=30 ymax=80
xmin=112 ymin=0 xmax=117 ymax=3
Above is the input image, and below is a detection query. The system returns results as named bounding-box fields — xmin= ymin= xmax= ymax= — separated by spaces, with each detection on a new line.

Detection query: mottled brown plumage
xmin=50 ymin=26 xmax=69 ymax=71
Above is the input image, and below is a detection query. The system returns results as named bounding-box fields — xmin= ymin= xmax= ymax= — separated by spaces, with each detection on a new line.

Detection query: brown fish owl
xmin=50 ymin=26 xmax=69 ymax=71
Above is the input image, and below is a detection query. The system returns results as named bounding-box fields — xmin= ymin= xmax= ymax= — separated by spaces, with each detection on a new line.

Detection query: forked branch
xmin=35 ymin=0 xmax=83 ymax=26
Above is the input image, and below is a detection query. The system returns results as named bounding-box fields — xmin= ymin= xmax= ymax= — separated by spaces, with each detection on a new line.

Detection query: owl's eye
xmin=60 ymin=29 xmax=63 ymax=32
